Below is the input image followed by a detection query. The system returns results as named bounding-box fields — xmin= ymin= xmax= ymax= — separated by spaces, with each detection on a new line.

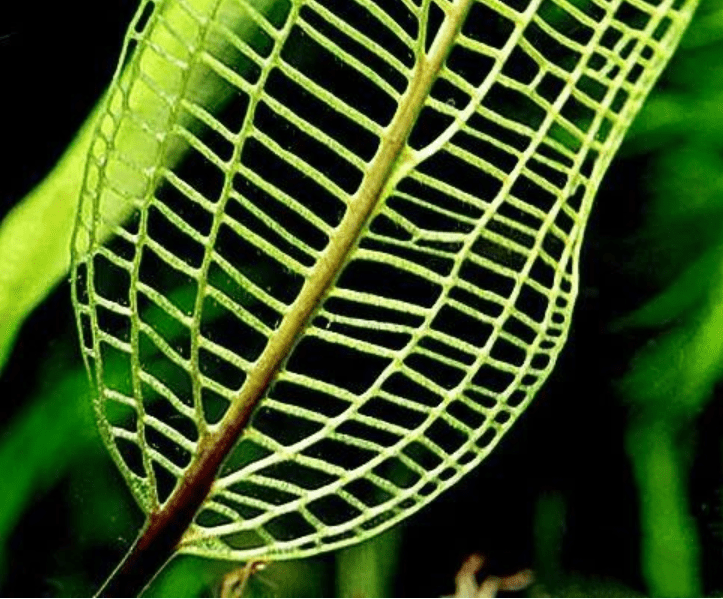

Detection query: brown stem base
xmin=96 ymin=517 xmax=181 ymax=597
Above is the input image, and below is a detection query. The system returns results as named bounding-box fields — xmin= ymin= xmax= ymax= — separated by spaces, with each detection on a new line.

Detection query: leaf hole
xmin=115 ymin=437 xmax=146 ymax=478
xmin=222 ymin=530 xmax=266 ymax=551
xmin=308 ymin=495 xmax=362 ymax=526
xmin=471 ymin=235 xmax=527 ymax=271
xmin=507 ymin=390 xmax=527 ymax=408
xmin=138 ymin=292 xmax=193 ymax=361
xmin=418 ymin=150 xmax=503 ymax=205
xmin=405 ymin=352 xmax=466 ymax=390
xmin=502 ymin=316 xmax=538 ymax=345
xmin=214 ymin=494 xmax=264 ymax=520
xmin=373 ymin=457 xmax=421 ymax=489
xmin=201 ymin=387 xmax=230 ymax=425
xmin=270 ymin=380 xmax=351 ymax=417
xmin=146 ymin=205 xmax=205 ymax=270
xmin=219 ymin=440 xmax=273 ymax=477
xmin=105 ymin=400 xmax=137 ymax=432
xmin=542 ymin=231 xmax=566 ymax=261
xmin=200 ymin=296 xmax=268 ymax=362
xmin=451 ymin=131 xmax=519 ymax=174
xmin=361 ymin=510 xmax=395 ymax=531
xmin=418 ymin=336 xmax=475 ymax=366
xmin=228 ymin=481 xmax=298 ymax=506
xmin=369 ymin=213 xmax=414 ymax=242
xmin=561 ymin=96 xmax=596 ymax=134
xmin=472 ymin=364 xmax=515 ymax=394
xmin=425 ymin=1 xmax=444 ymax=52
xmin=145 ymin=426 xmax=192 ymax=468
xmin=430 ymin=77 xmax=472 ymax=111
xmin=468 ymin=113 xmax=531 ymax=152
xmin=253 ymin=407 xmax=324 ymax=447
xmin=497 ymin=202 xmax=544 ymax=233
xmin=459 ymin=259 xmax=516 ymax=299
xmin=180 ymin=110 xmax=235 ymax=163
xmin=448 ymin=400 xmax=486 ymax=429
xmin=139 ymin=334 xmax=194 ymax=404
xmin=525 ymin=21 xmax=581 ymax=71
xmin=420 ymin=482 xmax=438 ymax=496
xmin=338 ymin=259 xmax=442 ymax=308
xmin=168 ymin=138 xmax=226 ymax=204
xmin=138 ymin=246 xmax=197 ymax=315
xmin=425 ymin=419 xmax=467 ymax=454
xmin=155 ymin=176 xmax=214 ymax=236
xmin=359 ymin=396 xmax=426 ymax=430
xmin=264 ymin=513 xmax=316 ymax=542
xmin=99 ymin=342 xmax=134 ymax=396
xmin=152 ymin=461 xmax=177 ymax=504
xmin=254 ymin=102 xmax=364 ymax=194
xmin=321 ymin=530 xmax=356 ymax=545
xmin=93 ymin=252 xmax=131 ymax=307
xmin=195 ymin=509 xmax=233 ymax=528
xmin=491 ymin=337 xmax=527 ymax=367
xmin=343 ymin=478 xmax=393 ymax=507
xmin=476 ymin=428 xmax=498 ymax=450
xmin=532 ymin=353 xmax=552 ymax=370
xmin=448 ymin=285 xmax=505 ymax=320
xmin=134 ymin=1 xmax=155 ymax=33
xmin=387 ymin=195 xmax=473 ymax=234
xmin=408 ymin=107 xmax=455 ymax=149
xmin=142 ymin=387 xmax=198 ymax=442
xmin=614 ymin=2 xmax=651 ymax=29
xmin=438 ymin=468 xmax=456 ymax=482
xmin=336 ymin=420 xmax=402 ymax=448
xmin=465 ymin=388 xmax=499 ymax=410
xmin=383 ymin=371 xmax=445 ymax=408
xmin=515 ymin=284 xmax=548 ymax=323
xmin=360 ymin=237 xmax=455 ymax=277
xmin=402 ymin=441 xmax=443 ymax=470
xmin=105 ymin=233 xmax=137 ymax=263
xmin=303 ymin=439 xmax=375 ymax=470
xmin=287 ymin=336 xmax=390 ymax=394
xmin=484 ymin=83 xmax=547 ymax=129
xmin=463 ymin=2 xmax=515 ymax=48
xmin=215 ymin=222 xmax=305 ymax=305
xmin=259 ymin=461 xmax=337 ymax=491
xmin=538 ymin=0 xmax=594 ymax=45
xmin=511 ymin=173 xmax=557 ymax=212
xmin=96 ymin=304 xmax=131 ymax=344
xmin=494 ymin=410 xmax=512 ymax=425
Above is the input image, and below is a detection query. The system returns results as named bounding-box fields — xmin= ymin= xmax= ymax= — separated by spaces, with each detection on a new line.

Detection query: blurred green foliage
xmin=3 ymin=0 xmax=723 ymax=596
xmin=617 ymin=0 xmax=723 ymax=594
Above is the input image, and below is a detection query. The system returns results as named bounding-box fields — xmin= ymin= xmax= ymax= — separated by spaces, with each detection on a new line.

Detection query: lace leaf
xmin=71 ymin=0 xmax=697 ymax=566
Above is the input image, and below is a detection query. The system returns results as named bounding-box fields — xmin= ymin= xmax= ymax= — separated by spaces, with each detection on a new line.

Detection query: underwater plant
xmin=67 ymin=0 xmax=699 ymax=594
xmin=0 ymin=0 xmax=704 ymax=595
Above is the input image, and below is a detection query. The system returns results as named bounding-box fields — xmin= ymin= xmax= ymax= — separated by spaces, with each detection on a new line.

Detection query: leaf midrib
xmin=147 ymin=0 xmax=476 ymax=550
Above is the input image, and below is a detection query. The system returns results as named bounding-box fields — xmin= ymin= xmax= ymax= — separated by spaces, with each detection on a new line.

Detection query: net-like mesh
xmin=71 ymin=0 xmax=697 ymax=561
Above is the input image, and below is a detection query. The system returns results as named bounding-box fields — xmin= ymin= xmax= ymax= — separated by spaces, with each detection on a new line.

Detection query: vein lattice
xmin=72 ymin=0 xmax=697 ymax=561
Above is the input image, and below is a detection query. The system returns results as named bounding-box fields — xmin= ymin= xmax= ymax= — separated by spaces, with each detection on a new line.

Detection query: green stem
xmin=335 ymin=528 xmax=402 ymax=598
xmin=627 ymin=421 xmax=701 ymax=597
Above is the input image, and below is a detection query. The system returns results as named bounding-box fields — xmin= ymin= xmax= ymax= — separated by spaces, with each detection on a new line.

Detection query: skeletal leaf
xmin=71 ymin=0 xmax=697 ymax=569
